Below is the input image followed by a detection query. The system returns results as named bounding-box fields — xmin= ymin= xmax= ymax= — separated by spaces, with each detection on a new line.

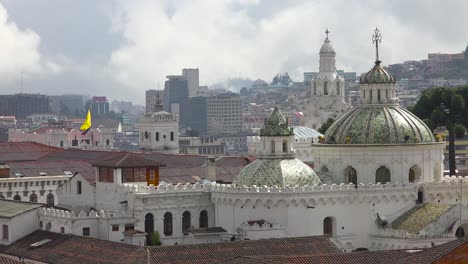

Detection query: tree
xmin=411 ymin=87 xmax=466 ymax=176
xmin=454 ymin=124 xmax=466 ymax=138
xmin=148 ymin=231 xmax=162 ymax=246
xmin=318 ymin=118 xmax=335 ymax=134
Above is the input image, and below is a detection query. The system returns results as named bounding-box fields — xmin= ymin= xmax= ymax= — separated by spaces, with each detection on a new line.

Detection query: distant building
xmin=0 ymin=94 xmax=50 ymax=119
xmin=207 ymin=93 xmax=243 ymax=135
xmin=182 ymin=68 xmax=200 ymax=96
xmin=164 ymin=76 xmax=189 ymax=114
xmin=84 ymin=96 xmax=109 ymax=117
xmin=179 ymin=136 xmax=225 ymax=155
xmin=180 ymin=96 xmax=208 ymax=135
xmin=111 ymin=100 xmax=133 ymax=113
xmin=145 ymin=90 xmax=164 ymax=115
xmin=49 ymin=95 xmax=85 ymax=116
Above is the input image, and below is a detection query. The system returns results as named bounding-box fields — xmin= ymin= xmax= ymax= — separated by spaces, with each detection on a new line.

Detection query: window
xmin=182 ymin=211 xmax=191 ymax=234
xmin=122 ymin=168 xmax=146 ymax=183
xmin=313 ymin=82 xmax=317 ymax=95
xmin=199 ymin=210 xmax=208 ymax=228
xmin=164 ymin=212 xmax=173 ymax=236
xmin=29 ymin=193 xmax=38 ymax=203
xmin=82 ymin=227 xmax=90 ymax=236
xmin=60 ymin=140 xmax=64 ymax=147
xmin=98 ymin=168 xmax=114 ymax=183
xmin=125 ymin=224 xmax=134 ymax=232
xmin=271 ymin=140 xmax=275 ymax=154
xmin=375 ymin=166 xmax=391 ymax=184
xmin=46 ymin=193 xmax=54 ymax=206
xmin=323 ymin=217 xmax=333 ymax=235
xmin=2 ymin=225 xmax=8 ymax=240
xmin=336 ymin=82 xmax=340 ymax=95
xmin=112 ymin=225 xmax=119 ymax=232
xmin=77 ymin=181 xmax=82 ymax=194
xmin=409 ymin=169 xmax=415 ymax=183
xmin=324 ymin=81 xmax=328 ymax=95
xmin=282 ymin=140 xmax=287 ymax=153
xmin=13 ymin=194 xmax=21 ymax=201
xmin=377 ymin=89 xmax=381 ymax=101
xmin=61 ymin=227 xmax=65 ymax=233
xmin=106 ymin=139 xmax=110 ymax=146
xmin=156 ymin=132 xmax=159 ymax=141
xmin=46 ymin=223 xmax=51 ymax=231
xmin=39 ymin=221 xmax=43 ymax=229
xmin=346 ymin=167 xmax=357 ymax=187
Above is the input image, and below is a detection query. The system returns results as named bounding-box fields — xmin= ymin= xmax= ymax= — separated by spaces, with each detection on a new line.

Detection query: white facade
xmin=304 ymin=31 xmax=349 ymax=129
xmin=136 ymin=110 xmax=179 ymax=153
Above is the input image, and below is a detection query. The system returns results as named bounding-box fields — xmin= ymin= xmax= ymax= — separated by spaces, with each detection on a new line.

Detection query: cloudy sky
xmin=0 ymin=0 xmax=467 ymax=104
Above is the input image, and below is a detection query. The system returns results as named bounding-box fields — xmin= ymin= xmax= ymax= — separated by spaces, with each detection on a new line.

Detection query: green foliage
xmin=454 ymin=124 xmax=466 ymax=138
xmin=148 ymin=231 xmax=162 ymax=246
xmin=318 ymin=118 xmax=335 ymax=134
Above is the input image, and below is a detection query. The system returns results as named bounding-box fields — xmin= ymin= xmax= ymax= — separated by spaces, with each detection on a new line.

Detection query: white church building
xmin=2 ymin=29 xmax=468 ymax=252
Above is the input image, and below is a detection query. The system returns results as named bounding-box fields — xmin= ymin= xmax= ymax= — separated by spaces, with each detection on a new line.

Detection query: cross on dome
xmin=325 ymin=29 xmax=330 ymax=42
xmin=372 ymin=27 xmax=382 ymax=63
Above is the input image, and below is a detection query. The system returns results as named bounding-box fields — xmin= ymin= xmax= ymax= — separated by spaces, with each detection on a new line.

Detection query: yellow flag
xmin=80 ymin=110 xmax=92 ymax=134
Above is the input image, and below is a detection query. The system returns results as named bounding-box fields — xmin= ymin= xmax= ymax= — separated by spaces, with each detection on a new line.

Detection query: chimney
xmin=0 ymin=164 xmax=9 ymax=178
xmin=206 ymin=156 xmax=217 ymax=182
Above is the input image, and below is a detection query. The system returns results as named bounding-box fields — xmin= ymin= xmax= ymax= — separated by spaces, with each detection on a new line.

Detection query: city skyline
xmin=0 ymin=0 xmax=467 ymax=103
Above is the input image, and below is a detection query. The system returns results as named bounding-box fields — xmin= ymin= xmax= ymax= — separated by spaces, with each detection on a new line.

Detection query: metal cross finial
xmin=325 ymin=29 xmax=330 ymax=40
xmin=372 ymin=27 xmax=382 ymax=63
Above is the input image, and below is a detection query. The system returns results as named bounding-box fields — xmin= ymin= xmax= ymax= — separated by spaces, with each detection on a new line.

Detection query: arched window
xmin=29 ymin=193 xmax=38 ymax=203
xmin=282 ymin=140 xmax=287 ymax=153
xmin=324 ymin=81 xmax=328 ymax=95
xmin=409 ymin=169 xmax=415 ymax=183
xmin=417 ymin=187 xmax=424 ymax=204
xmin=313 ymin=82 xmax=317 ymax=95
xmin=60 ymin=140 xmax=64 ymax=147
xmin=145 ymin=213 xmax=154 ymax=245
xmin=409 ymin=165 xmax=421 ymax=183
xmin=321 ymin=165 xmax=329 ymax=173
xmin=199 ymin=210 xmax=208 ymax=228
xmin=13 ymin=194 xmax=21 ymax=201
xmin=156 ymin=132 xmax=159 ymax=141
xmin=271 ymin=140 xmax=275 ymax=154
xmin=377 ymin=89 xmax=381 ymax=101
xmin=182 ymin=211 xmax=191 ymax=234
xmin=336 ymin=82 xmax=340 ymax=95
xmin=456 ymin=226 xmax=465 ymax=238
xmin=323 ymin=217 xmax=334 ymax=235
xmin=46 ymin=193 xmax=54 ymax=206
xmin=346 ymin=167 xmax=357 ymax=187
xmin=375 ymin=166 xmax=391 ymax=184
xmin=164 ymin=212 xmax=173 ymax=236
xmin=170 ymin=132 xmax=174 ymax=141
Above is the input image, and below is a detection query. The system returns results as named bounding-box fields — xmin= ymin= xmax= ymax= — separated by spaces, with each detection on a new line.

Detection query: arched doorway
xmin=409 ymin=165 xmax=421 ymax=183
xmin=163 ymin=212 xmax=173 ymax=236
xmin=417 ymin=187 xmax=424 ymax=204
xmin=182 ymin=211 xmax=191 ymax=235
xmin=345 ymin=167 xmax=357 ymax=187
xmin=145 ymin=213 xmax=154 ymax=245
xmin=13 ymin=194 xmax=21 ymax=201
xmin=456 ymin=223 xmax=468 ymax=238
xmin=323 ymin=217 xmax=334 ymax=236
xmin=29 ymin=193 xmax=38 ymax=203
xmin=199 ymin=210 xmax=208 ymax=228
xmin=375 ymin=166 xmax=391 ymax=184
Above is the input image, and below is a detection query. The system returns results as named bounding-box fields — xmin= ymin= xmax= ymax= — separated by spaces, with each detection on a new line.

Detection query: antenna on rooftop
xmin=21 ymin=72 xmax=24 ymax=94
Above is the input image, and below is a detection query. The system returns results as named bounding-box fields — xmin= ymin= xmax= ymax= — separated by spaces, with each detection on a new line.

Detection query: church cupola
xmin=359 ymin=28 xmax=398 ymax=105
xmin=319 ymin=29 xmax=336 ymax=73
xmin=259 ymin=106 xmax=294 ymax=157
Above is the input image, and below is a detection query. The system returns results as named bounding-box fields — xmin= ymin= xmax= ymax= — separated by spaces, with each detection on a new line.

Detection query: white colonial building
xmin=304 ymin=30 xmax=349 ymax=129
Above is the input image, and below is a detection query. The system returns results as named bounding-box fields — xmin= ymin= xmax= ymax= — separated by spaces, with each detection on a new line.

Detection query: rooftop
xmin=0 ymin=200 xmax=43 ymax=218
xmin=392 ymin=203 xmax=456 ymax=234
xmin=91 ymin=152 xmax=165 ymax=168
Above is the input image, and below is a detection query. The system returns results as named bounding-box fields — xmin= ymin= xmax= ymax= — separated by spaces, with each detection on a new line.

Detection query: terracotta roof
xmin=0 ymin=231 xmax=139 ymax=264
xmin=392 ymin=238 xmax=468 ymax=264
xmin=0 ymin=142 xmax=58 ymax=162
xmin=39 ymin=149 xmax=126 ymax=163
xmin=126 ymin=236 xmax=340 ymax=264
xmin=91 ymin=152 xmax=165 ymax=168
xmin=5 ymin=160 xmax=96 ymax=184
xmin=0 ymin=256 xmax=22 ymax=264
xmin=188 ymin=227 xmax=227 ymax=234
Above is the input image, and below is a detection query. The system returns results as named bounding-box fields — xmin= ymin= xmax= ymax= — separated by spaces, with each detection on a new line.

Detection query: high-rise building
xmin=145 ymin=90 xmax=164 ymax=114
xmin=182 ymin=68 xmax=200 ymax=96
xmin=164 ymin=75 xmax=188 ymax=114
xmin=84 ymin=96 xmax=109 ymax=117
xmin=0 ymin=94 xmax=50 ymax=119
xmin=49 ymin=95 xmax=85 ymax=116
xmin=207 ymin=92 xmax=243 ymax=135
xmin=180 ymin=96 xmax=207 ymax=135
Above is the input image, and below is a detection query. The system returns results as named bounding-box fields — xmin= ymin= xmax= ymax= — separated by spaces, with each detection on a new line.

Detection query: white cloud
xmin=0 ymin=3 xmax=60 ymax=82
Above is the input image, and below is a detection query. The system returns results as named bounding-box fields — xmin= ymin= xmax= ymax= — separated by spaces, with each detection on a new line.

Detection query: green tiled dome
xmin=233 ymin=158 xmax=321 ymax=187
xmin=324 ymin=105 xmax=435 ymax=144
xmin=260 ymin=106 xmax=293 ymax=137
xmin=360 ymin=61 xmax=396 ymax=84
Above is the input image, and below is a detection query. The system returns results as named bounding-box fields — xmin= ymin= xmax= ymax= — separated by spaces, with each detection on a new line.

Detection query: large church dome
xmin=233 ymin=158 xmax=321 ymax=187
xmin=324 ymin=105 xmax=435 ymax=144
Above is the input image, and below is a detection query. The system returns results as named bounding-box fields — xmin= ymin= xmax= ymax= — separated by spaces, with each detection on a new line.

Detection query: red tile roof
xmin=127 ymin=236 xmax=340 ymax=264
xmin=392 ymin=238 xmax=468 ymax=264
xmin=0 ymin=256 xmax=22 ymax=264
xmin=0 ymin=142 xmax=59 ymax=162
xmin=91 ymin=152 xmax=165 ymax=168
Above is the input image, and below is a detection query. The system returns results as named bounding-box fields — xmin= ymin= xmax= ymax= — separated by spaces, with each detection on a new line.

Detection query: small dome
xmin=324 ymin=105 xmax=436 ymax=144
xmin=260 ymin=106 xmax=293 ymax=137
xmin=320 ymin=39 xmax=335 ymax=54
xmin=233 ymin=158 xmax=321 ymax=187
xmin=360 ymin=61 xmax=395 ymax=84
